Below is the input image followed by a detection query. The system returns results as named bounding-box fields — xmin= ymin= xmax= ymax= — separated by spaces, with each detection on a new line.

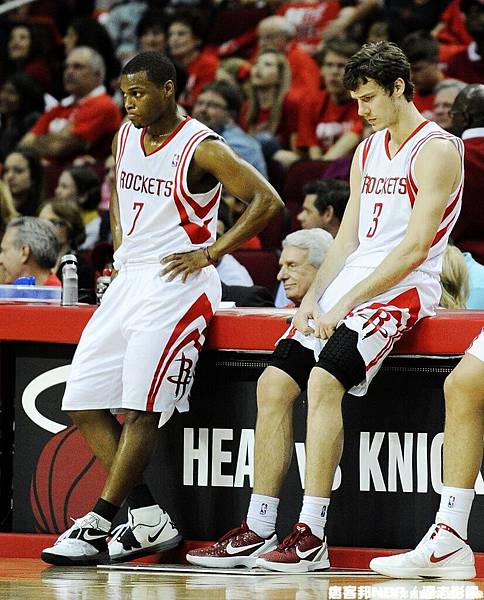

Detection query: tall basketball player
xmin=188 ymin=41 xmax=469 ymax=575
xmin=41 ymin=52 xmax=283 ymax=566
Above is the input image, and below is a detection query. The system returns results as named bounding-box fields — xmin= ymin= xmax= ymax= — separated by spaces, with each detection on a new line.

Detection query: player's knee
xmin=257 ymin=368 xmax=298 ymax=412
xmin=123 ymin=409 xmax=159 ymax=430
xmin=306 ymin=368 xmax=344 ymax=409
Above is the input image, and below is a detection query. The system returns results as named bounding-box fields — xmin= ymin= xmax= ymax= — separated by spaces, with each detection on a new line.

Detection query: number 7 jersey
xmin=346 ymin=120 xmax=464 ymax=277
xmin=113 ymin=116 xmax=222 ymax=269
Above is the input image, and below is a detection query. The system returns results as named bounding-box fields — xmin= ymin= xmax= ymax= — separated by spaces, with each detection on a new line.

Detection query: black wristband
xmin=202 ymin=247 xmax=218 ymax=265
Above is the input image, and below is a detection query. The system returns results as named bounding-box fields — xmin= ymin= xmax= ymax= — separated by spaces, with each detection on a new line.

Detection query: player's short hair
xmin=401 ymin=31 xmax=439 ymax=65
xmin=282 ymin=228 xmax=333 ymax=269
xmin=303 ymin=179 xmax=350 ymax=223
xmin=7 ymin=216 xmax=59 ymax=269
xmin=343 ymin=41 xmax=414 ymax=101
xmin=122 ymin=51 xmax=177 ymax=89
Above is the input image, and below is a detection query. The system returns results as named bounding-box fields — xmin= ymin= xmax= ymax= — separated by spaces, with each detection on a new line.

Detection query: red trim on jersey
xmin=406 ymin=170 xmax=418 ymax=208
xmin=361 ymin=134 xmax=374 ymax=171
xmin=431 ymin=202 xmax=461 ymax=248
xmin=146 ymin=293 xmax=214 ymax=411
xmin=384 ymin=120 xmax=429 ymax=160
xmin=140 ymin=117 xmax=191 ymax=157
xmin=177 ymin=130 xmax=220 ymax=219
xmin=172 ymin=129 xmax=221 ymax=244
xmin=115 ymin=122 xmax=131 ymax=181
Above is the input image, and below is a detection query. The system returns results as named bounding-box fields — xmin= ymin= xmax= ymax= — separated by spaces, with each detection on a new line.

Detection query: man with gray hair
xmin=433 ymin=79 xmax=466 ymax=131
xmin=21 ymin=47 xmax=122 ymax=163
xmin=0 ymin=217 xmax=60 ymax=285
xmin=277 ymin=229 xmax=333 ymax=307
xmin=256 ymin=15 xmax=320 ymax=95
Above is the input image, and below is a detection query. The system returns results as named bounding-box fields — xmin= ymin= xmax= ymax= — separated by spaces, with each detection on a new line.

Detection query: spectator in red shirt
xmin=242 ymin=49 xmax=302 ymax=166
xmin=276 ymin=1 xmax=341 ymax=56
xmin=297 ymin=38 xmax=363 ymax=160
xmin=446 ymin=0 xmax=484 ymax=84
xmin=4 ymin=22 xmax=53 ymax=93
xmin=167 ymin=9 xmax=219 ymax=112
xmin=401 ymin=31 xmax=446 ymax=120
xmin=255 ymin=15 xmax=320 ymax=96
xmin=21 ymin=47 xmax=122 ymax=164
xmin=0 ymin=216 xmax=60 ymax=286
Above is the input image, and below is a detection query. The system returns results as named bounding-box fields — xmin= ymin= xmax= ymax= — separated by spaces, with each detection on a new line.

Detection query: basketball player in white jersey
xmin=41 ymin=52 xmax=283 ymax=566
xmin=188 ymin=41 xmax=468 ymax=574
xmin=371 ymin=327 xmax=483 ymax=580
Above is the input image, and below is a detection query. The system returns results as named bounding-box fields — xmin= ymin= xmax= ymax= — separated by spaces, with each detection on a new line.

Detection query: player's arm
xmin=313 ymin=137 xmax=461 ymax=339
xmin=293 ymin=145 xmax=362 ymax=334
xmin=161 ymin=139 xmax=283 ymax=281
xmin=110 ymin=133 xmax=122 ymax=255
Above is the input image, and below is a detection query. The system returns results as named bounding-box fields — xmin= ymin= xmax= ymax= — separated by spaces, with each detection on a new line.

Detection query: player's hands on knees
xmin=313 ymin=305 xmax=346 ymax=339
xmin=160 ymin=249 xmax=209 ymax=282
xmin=293 ymin=301 xmax=320 ymax=336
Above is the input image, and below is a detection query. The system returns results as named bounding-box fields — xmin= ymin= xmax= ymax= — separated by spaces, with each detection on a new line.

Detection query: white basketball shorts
xmin=282 ymin=265 xmax=441 ymax=396
xmin=62 ymin=263 xmax=221 ymax=413
xmin=467 ymin=328 xmax=484 ymax=363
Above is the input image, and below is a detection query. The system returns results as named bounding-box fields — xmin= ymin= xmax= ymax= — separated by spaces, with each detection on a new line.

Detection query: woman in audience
xmin=54 ymin=166 xmax=101 ymax=250
xmin=4 ymin=23 xmax=52 ymax=92
xmin=440 ymin=244 xmax=470 ymax=309
xmin=242 ymin=49 xmax=301 ymax=165
xmin=167 ymin=9 xmax=219 ymax=111
xmin=0 ymin=73 xmax=45 ymax=162
xmin=137 ymin=9 xmax=168 ymax=54
xmin=2 ymin=147 xmax=43 ymax=216
xmin=38 ymin=197 xmax=94 ymax=300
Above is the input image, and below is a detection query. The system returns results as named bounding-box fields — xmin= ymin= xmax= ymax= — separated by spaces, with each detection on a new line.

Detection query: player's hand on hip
xmin=160 ymin=249 xmax=209 ymax=282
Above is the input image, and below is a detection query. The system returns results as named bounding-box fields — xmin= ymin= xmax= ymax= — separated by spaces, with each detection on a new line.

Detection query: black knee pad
xmin=315 ymin=324 xmax=366 ymax=390
xmin=270 ymin=338 xmax=315 ymax=391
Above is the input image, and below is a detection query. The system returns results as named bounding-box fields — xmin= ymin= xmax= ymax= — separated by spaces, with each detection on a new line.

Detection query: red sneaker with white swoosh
xmin=370 ymin=523 xmax=476 ymax=579
xmin=186 ymin=521 xmax=277 ymax=568
xmin=256 ymin=523 xmax=330 ymax=573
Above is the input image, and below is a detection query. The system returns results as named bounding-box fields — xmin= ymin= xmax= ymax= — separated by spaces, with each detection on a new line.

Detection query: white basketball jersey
xmin=113 ymin=117 xmax=222 ymax=268
xmin=345 ymin=120 xmax=464 ymax=277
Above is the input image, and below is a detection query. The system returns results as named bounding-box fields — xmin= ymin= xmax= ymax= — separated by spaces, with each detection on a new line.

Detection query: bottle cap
xmin=14 ymin=275 xmax=36 ymax=285
xmin=60 ymin=253 xmax=78 ymax=265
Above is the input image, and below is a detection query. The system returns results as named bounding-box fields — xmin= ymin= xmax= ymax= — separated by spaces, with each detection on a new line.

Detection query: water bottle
xmin=61 ymin=254 xmax=78 ymax=306
xmin=96 ymin=267 xmax=113 ymax=304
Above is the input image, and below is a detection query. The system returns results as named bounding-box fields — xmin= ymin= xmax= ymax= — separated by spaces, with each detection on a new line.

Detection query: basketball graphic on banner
xmin=30 ymin=426 xmax=106 ymax=533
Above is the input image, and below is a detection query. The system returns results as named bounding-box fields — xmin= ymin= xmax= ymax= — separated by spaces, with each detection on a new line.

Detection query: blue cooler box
xmin=0 ymin=284 xmax=62 ymax=304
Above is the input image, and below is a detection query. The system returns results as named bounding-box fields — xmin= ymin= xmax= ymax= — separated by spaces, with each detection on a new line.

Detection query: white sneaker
xmin=370 ymin=523 xmax=476 ymax=580
xmin=108 ymin=504 xmax=182 ymax=562
xmin=41 ymin=512 xmax=110 ymax=566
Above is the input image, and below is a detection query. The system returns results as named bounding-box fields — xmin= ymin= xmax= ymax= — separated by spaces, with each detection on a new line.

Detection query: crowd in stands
xmin=0 ymin=0 xmax=483 ymax=310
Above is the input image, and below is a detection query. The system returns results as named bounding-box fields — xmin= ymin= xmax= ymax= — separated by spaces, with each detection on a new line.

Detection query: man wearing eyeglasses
xmin=21 ymin=47 xmax=122 ymax=164
xmin=192 ymin=80 xmax=268 ymax=179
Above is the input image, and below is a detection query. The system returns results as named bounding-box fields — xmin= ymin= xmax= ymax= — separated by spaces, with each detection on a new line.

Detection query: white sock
xmin=436 ymin=486 xmax=474 ymax=539
xmin=246 ymin=494 xmax=279 ymax=538
xmin=298 ymin=495 xmax=330 ymax=541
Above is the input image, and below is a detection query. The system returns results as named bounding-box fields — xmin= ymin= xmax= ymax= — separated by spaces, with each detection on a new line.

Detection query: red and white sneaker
xmin=370 ymin=523 xmax=476 ymax=580
xmin=256 ymin=523 xmax=330 ymax=573
xmin=186 ymin=521 xmax=277 ymax=568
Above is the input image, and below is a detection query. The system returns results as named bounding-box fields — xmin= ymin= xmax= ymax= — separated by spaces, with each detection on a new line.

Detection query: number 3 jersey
xmin=113 ymin=116 xmax=222 ymax=269
xmin=345 ymin=120 xmax=464 ymax=277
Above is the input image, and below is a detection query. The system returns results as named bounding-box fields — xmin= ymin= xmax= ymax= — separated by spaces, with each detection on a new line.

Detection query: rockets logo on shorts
xmin=167 ymin=352 xmax=193 ymax=400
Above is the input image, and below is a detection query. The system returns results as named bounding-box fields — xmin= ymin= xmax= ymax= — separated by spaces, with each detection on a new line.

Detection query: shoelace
xmin=276 ymin=528 xmax=303 ymax=552
xmin=110 ymin=522 xmax=130 ymax=541
xmin=218 ymin=522 xmax=248 ymax=546
xmin=55 ymin=517 xmax=95 ymax=544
